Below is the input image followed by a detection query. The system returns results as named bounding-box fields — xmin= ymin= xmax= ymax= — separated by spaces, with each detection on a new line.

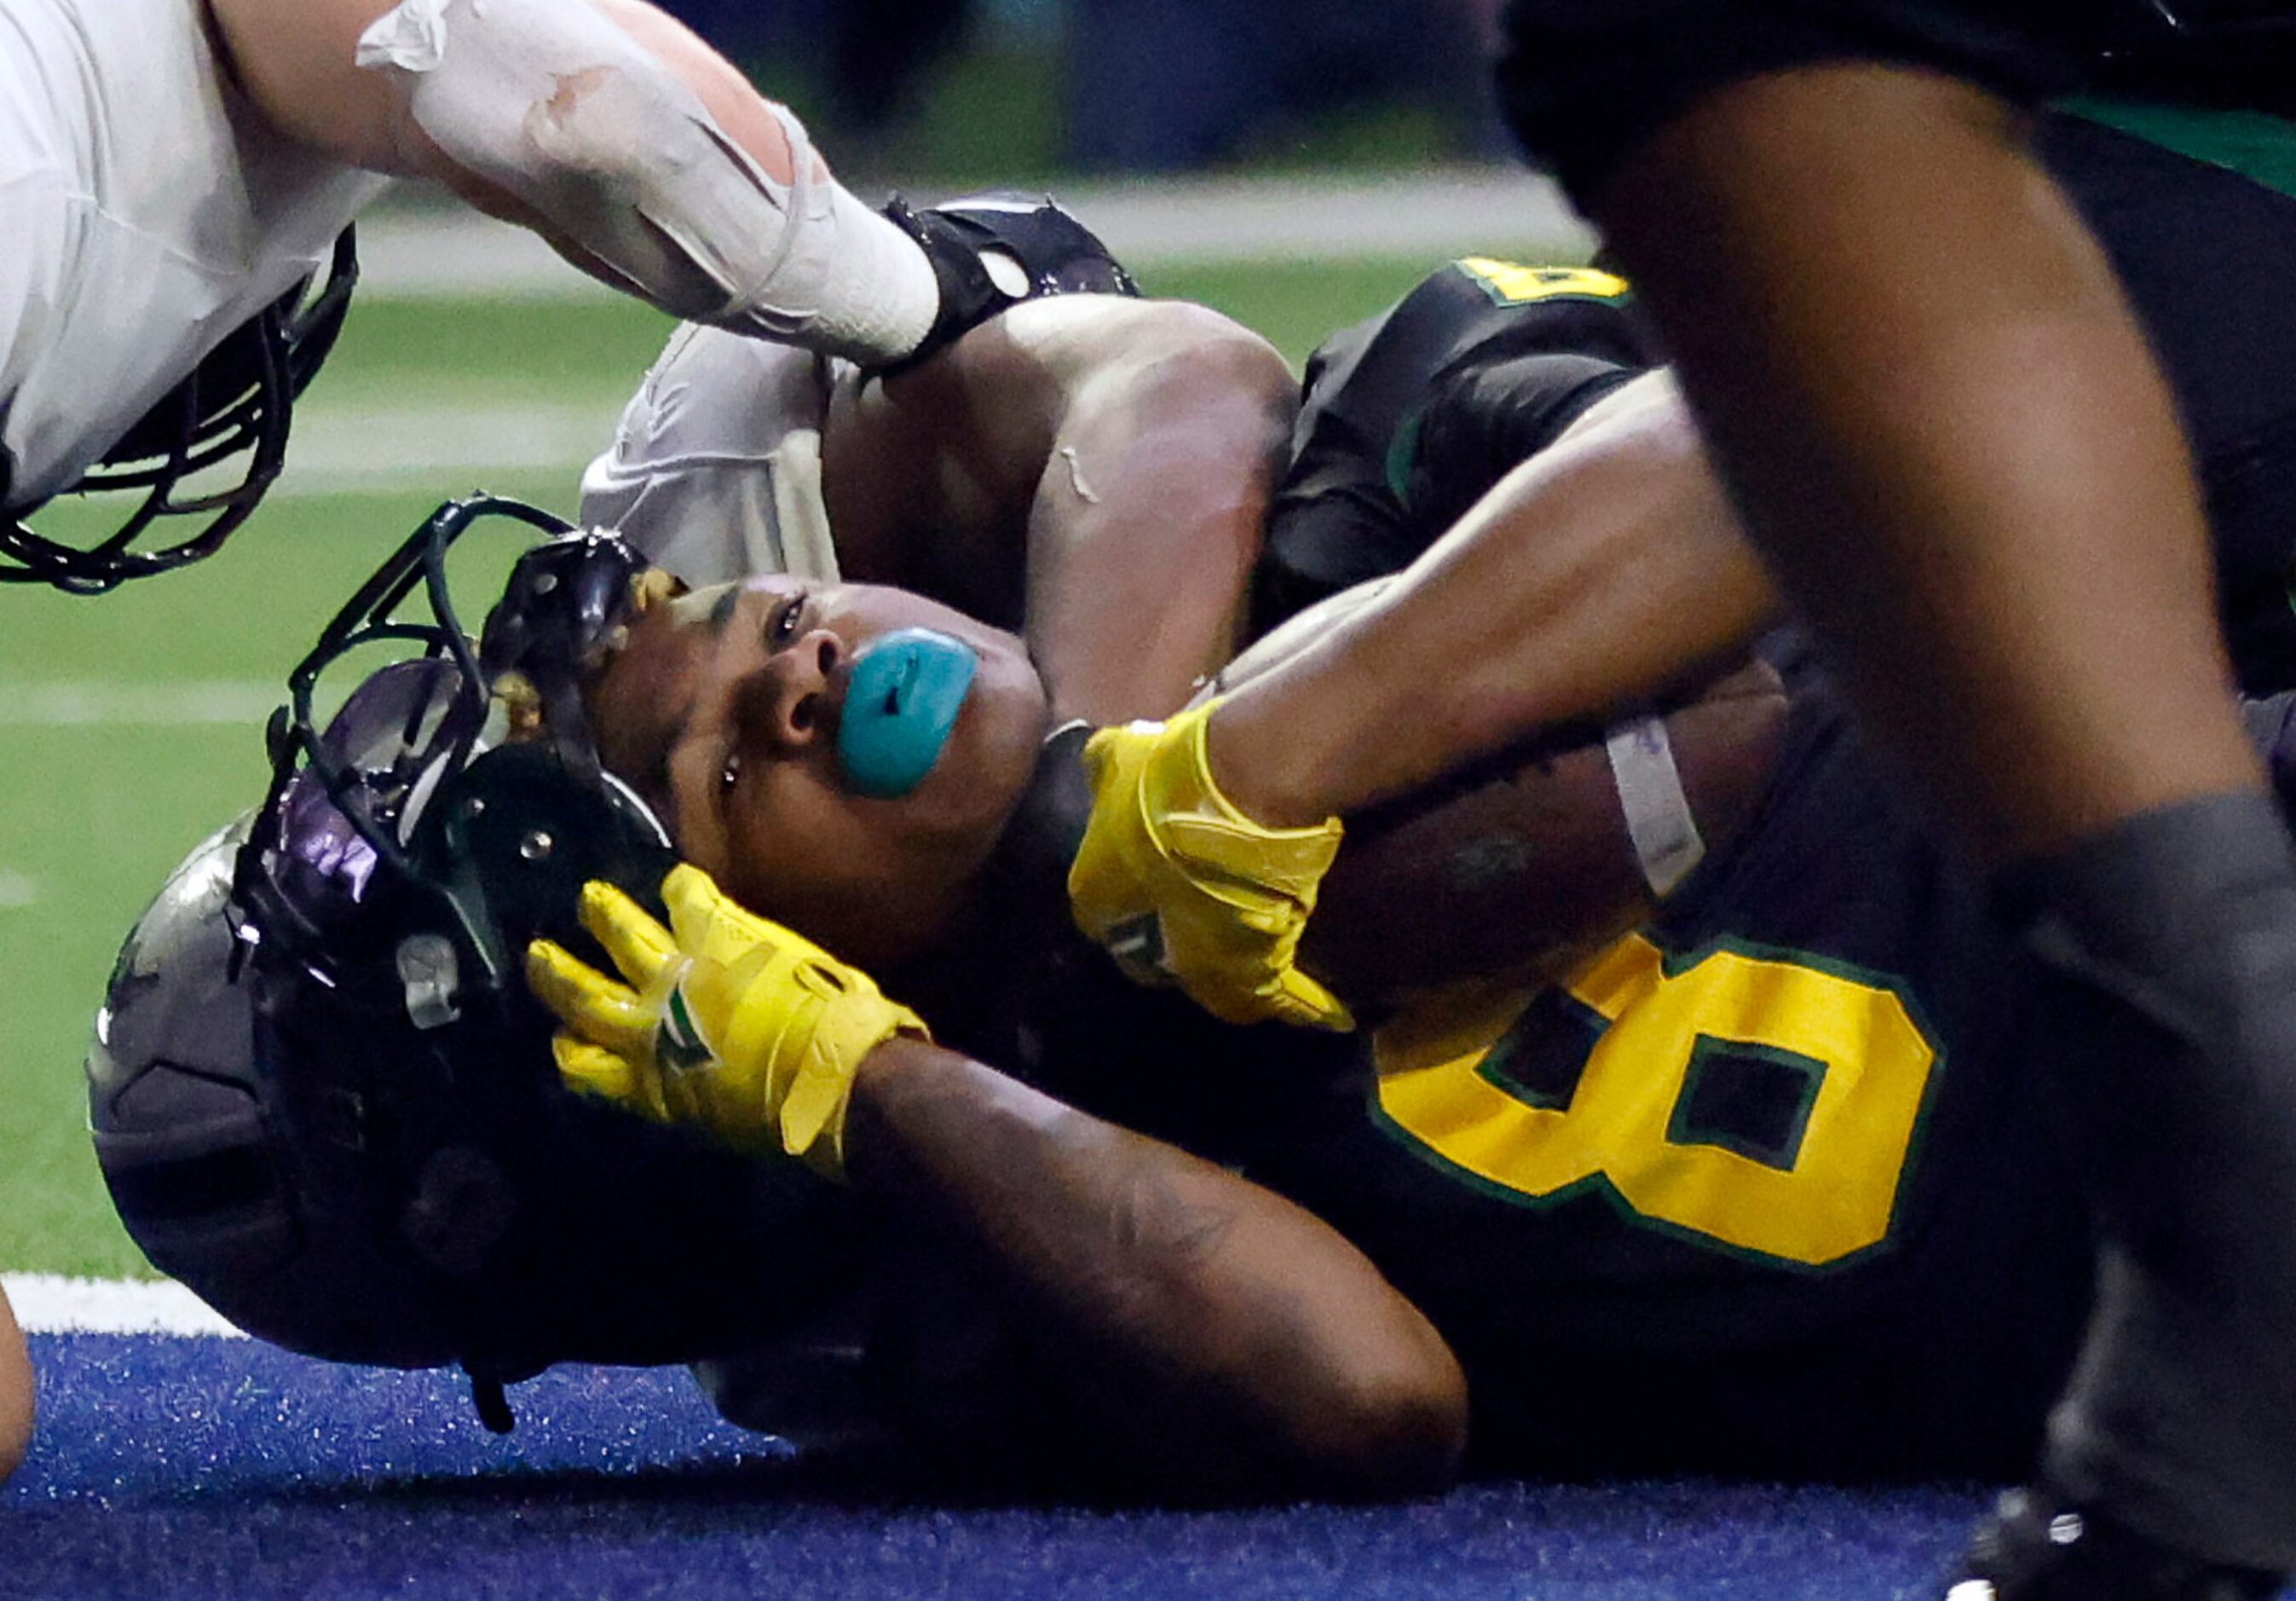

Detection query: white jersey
xmin=580 ymin=322 xmax=845 ymax=587
xmin=0 ymin=0 xmax=384 ymax=504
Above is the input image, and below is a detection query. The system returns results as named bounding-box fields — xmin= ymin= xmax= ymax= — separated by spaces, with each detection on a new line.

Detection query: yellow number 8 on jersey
xmin=1376 ymin=932 xmax=1939 ymax=1268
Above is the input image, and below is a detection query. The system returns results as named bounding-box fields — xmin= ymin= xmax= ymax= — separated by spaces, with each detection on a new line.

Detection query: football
xmin=1298 ymin=659 xmax=1791 ymax=1014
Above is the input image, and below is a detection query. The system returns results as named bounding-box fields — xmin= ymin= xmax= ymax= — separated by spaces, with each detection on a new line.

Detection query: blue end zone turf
xmin=0 ymin=1332 xmax=2152 ymax=1599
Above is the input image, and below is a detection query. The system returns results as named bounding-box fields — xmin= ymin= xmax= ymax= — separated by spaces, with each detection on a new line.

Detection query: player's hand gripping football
xmin=1068 ymin=699 xmax=1353 ymax=1032
xmin=525 ymin=864 xmax=929 ymax=1179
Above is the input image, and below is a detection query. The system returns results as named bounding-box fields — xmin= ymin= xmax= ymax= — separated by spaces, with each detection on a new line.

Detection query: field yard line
xmin=0 ymin=681 xmax=280 ymax=726
xmin=356 ymin=166 xmax=1597 ymax=301
xmin=280 ymin=400 xmax=623 ymax=488
xmin=6 ymin=1274 xmax=243 ymax=1337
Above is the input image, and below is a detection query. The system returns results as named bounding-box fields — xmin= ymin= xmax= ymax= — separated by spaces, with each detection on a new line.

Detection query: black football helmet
xmin=1 ymin=228 xmax=359 ymax=595
xmin=88 ymin=495 xmax=868 ymax=1427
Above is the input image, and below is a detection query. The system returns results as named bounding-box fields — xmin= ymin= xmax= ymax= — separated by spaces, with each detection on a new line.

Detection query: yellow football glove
xmin=524 ymin=863 xmax=928 ymax=1179
xmin=1068 ymin=699 xmax=1353 ymax=1032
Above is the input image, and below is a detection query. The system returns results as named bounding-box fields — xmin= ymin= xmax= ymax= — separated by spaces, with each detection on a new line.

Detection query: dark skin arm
xmin=0 ymin=1281 xmax=30 ymax=1487
xmin=1595 ymin=66 xmax=2253 ymax=864
xmin=1209 ymin=370 xmax=1782 ymax=825
xmin=823 ymin=296 xmax=1298 ymax=725
xmin=841 ymin=1036 xmax=1468 ymax=1501
xmin=1210 ymin=75 xmax=2252 ymax=857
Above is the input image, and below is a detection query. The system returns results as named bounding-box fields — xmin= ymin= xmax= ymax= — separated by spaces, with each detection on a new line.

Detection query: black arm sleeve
xmin=1255 ymin=261 xmax=1657 ymax=631
xmin=1399 ymin=353 xmax=1643 ymax=541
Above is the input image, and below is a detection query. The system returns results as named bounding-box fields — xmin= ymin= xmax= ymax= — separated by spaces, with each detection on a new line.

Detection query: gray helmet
xmin=87 ymin=496 xmax=870 ymax=1427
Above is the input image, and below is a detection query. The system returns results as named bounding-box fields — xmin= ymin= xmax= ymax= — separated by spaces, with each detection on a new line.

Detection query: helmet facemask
xmin=101 ymin=497 xmax=863 ymax=1426
xmin=1 ymin=230 xmax=361 ymax=594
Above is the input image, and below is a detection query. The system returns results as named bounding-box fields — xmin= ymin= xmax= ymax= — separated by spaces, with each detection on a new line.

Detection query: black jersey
xmin=1245 ymin=634 xmax=2096 ymax=1480
xmin=1153 ymin=116 xmax=2296 ymax=1480
xmin=972 ymin=687 xmax=2091 ymax=1479
xmin=1239 ymin=257 xmax=2095 ymax=1481
xmin=1494 ymin=0 xmax=2296 ymax=202
xmin=1255 ymin=257 xmax=1659 ymax=630
xmin=980 ymin=117 xmax=2296 ymax=1481
xmin=937 ymin=263 xmax=2086 ymax=1481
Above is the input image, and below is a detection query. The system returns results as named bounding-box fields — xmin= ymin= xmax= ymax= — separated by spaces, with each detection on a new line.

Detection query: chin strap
xmin=979 ymin=721 xmax=1098 ymax=912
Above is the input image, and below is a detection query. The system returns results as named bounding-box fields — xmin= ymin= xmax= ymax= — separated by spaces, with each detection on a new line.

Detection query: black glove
xmin=874 ymin=193 xmax=1139 ymax=373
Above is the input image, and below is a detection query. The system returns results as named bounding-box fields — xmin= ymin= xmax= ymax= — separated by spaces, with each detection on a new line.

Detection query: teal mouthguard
xmin=837 ymin=627 xmax=979 ymax=799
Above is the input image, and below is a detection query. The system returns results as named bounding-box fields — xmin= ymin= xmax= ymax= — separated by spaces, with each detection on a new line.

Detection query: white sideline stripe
xmin=5 ymin=1274 xmax=245 ymax=1338
xmin=354 ymin=166 xmax=1596 ymax=300
xmin=0 ymin=681 xmax=280 ymax=726
xmin=282 ymin=401 xmax=621 ymax=484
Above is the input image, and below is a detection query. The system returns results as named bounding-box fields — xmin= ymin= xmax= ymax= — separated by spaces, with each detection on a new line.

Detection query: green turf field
xmin=0 ymin=256 xmax=1473 ymax=1278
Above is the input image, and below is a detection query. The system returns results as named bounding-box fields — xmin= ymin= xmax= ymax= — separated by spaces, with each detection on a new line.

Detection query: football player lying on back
xmin=541 ymin=269 xmax=2039 ymax=1488
xmin=94 ymin=111 xmax=2296 ymax=1502
xmin=78 ymin=235 xmax=1778 ymax=1495
xmin=541 ymin=111 xmax=2296 ymax=1490
xmin=92 ymin=500 xmax=1479 ymax=1501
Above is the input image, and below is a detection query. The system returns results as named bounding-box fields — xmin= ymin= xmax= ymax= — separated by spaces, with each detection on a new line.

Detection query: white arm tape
xmin=1604 ymin=714 xmax=1707 ymax=899
xmin=355 ymin=0 xmax=935 ymax=362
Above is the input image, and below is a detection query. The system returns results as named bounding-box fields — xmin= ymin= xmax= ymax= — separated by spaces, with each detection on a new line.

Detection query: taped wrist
xmin=1603 ymin=714 xmax=1705 ymax=898
xmin=355 ymin=0 xmax=937 ymax=361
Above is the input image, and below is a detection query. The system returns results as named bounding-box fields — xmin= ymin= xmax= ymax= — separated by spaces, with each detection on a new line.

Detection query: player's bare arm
xmin=0 ymin=1280 xmax=31 ymax=1486
xmin=844 ymin=1037 xmax=1468 ymax=1500
xmin=1070 ymin=581 xmax=1789 ymax=1020
xmin=204 ymin=0 xmax=786 ymax=180
xmin=528 ymin=855 xmax=1465 ymax=1500
xmin=1018 ymin=302 xmax=1295 ymax=725
xmin=202 ymin=0 xmax=939 ymax=361
xmin=824 ymin=296 xmax=1297 ymax=724
xmin=1067 ymin=365 xmax=1791 ymax=1028
xmin=1210 ymin=370 xmax=1780 ymax=826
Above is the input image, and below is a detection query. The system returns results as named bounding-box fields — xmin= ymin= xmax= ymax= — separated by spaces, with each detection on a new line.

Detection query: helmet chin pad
xmin=478 ymin=527 xmax=661 ymax=787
